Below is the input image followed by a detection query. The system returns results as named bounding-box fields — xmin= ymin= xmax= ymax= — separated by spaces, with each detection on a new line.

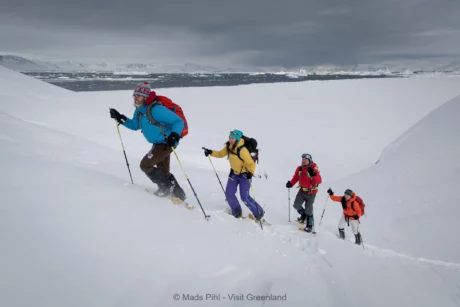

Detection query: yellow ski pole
xmin=171 ymin=147 xmax=209 ymax=219
xmin=114 ymin=120 xmax=133 ymax=184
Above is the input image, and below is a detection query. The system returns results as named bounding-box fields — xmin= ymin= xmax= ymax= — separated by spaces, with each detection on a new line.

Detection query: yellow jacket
xmin=211 ymin=138 xmax=256 ymax=175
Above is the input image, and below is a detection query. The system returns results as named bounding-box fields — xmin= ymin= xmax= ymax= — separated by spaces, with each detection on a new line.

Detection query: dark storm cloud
xmin=1 ymin=0 xmax=459 ymax=67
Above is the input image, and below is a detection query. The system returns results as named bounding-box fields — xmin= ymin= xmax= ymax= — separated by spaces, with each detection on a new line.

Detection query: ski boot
xmin=304 ymin=215 xmax=314 ymax=233
xmin=146 ymin=168 xmax=160 ymax=184
xmin=355 ymin=233 xmax=362 ymax=245
xmin=154 ymin=181 xmax=173 ymax=197
xmin=338 ymin=228 xmax=345 ymax=239
xmin=169 ymin=174 xmax=186 ymax=201
xmin=154 ymin=172 xmax=174 ymax=197
xmin=296 ymin=209 xmax=307 ymax=224
xmin=254 ymin=210 xmax=265 ymax=221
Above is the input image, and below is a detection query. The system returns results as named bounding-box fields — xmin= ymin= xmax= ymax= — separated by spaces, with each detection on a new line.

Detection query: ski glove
xmin=307 ymin=167 xmax=317 ymax=176
xmin=203 ymin=148 xmax=212 ymax=157
xmin=245 ymin=172 xmax=253 ymax=180
xmin=353 ymin=215 xmax=359 ymax=220
xmin=166 ymin=132 xmax=180 ymax=147
xmin=286 ymin=181 xmax=293 ymax=188
xmin=110 ymin=108 xmax=127 ymax=124
xmin=327 ymin=188 xmax=334 ymax=195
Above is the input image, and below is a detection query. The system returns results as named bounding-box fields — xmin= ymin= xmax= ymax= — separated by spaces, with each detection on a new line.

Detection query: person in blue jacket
xmin=109 ymin=82 xmax=186 ymax=200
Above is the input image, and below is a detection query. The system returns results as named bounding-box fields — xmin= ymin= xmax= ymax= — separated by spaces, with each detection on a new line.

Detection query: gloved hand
xmin=109 ymin=108 xmax=127 ymax=124
xmin=245 ymin=172 xmax=253 ymax=180
xmin=307 ymin=166 xmax=317 ymax=176
xmin=203 ymin=148 xmax=212 ymax=157
xmin=353 ymin=215 xmax=359 ymax=220
xmin=166 ymin=132 xmax=180 ymax=147
xmin=327 ymin=188 xmax=334 ymax=195
xmin=286 ymin=181 xmax=292 ymax=188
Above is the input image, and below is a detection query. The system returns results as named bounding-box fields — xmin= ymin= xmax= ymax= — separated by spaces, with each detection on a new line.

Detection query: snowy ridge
xmin=325 ymin=94 xmax=460 ymax=263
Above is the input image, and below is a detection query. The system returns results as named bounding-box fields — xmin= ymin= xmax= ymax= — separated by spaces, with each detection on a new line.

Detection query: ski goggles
xmin=301 ymin=153 xmax=312 ymax=160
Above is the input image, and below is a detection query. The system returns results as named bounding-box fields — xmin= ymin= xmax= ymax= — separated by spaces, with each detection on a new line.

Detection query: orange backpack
xmin=354 ymin=196 xmax=366 ymax=216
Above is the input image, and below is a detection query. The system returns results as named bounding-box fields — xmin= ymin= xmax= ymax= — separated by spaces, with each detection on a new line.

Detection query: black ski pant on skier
xmin=140 ymin=143 xmax=186 ymax=200
xmin=293 ymin=190 xmax=315 ymax=228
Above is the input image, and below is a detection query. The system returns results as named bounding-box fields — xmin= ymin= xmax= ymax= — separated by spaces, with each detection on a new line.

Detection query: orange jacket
xmin=329 ymin=192 xmax=362 ymax=220
xmin=290 ymin=163 xmax=322 ymax=194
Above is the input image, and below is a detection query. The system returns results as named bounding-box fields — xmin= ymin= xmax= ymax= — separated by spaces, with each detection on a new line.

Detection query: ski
xmin=298 ymin=227 xmax=316 ymax=234
xmin=224 ymin=212 xmax=271 ymax=226
xmin=145 ymin=188 xmax=195 ymax=210
xmin=248 ymin=213 xmax=272 ymax=226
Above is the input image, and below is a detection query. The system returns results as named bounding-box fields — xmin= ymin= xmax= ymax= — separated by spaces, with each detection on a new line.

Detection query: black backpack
xmin=236 ymin=135 xmax=260 ymax=164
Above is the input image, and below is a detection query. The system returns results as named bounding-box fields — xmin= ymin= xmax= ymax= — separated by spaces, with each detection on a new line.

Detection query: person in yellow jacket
xmin=203 ymin=129 xmax=264 ymax=220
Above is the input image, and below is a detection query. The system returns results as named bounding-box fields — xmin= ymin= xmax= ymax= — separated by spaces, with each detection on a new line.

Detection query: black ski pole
xmin=250 ymin=181 xmax=263 ymax=230
xmin=114 ymin=120 xmax=133 ymax=184
xmin=288 ymin=188 xmax=291 ymax=222
xmin=203 ymin=147 xmax=226 ymax=198
xmin=319 ymin=196 xmax=329 ymax=226
xmin=358 ymin=221 xmax=365 ymax=250
xmin=172 ymin=147 xmax=209 ymax=220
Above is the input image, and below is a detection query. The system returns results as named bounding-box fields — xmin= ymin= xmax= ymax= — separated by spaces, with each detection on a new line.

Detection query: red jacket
xmin=290 ymin=163 xmax=322 ymax=194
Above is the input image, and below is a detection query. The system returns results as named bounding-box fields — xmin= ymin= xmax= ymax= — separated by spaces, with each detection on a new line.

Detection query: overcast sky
xmin=1 ymin=0 xmax=459 ymax=68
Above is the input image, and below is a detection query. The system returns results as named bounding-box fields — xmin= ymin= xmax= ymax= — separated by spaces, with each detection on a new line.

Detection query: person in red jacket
xmin=327 ymin=188 xmax=362 ymax=244
xmin=286 ymin=153 xmax=322 ymax=232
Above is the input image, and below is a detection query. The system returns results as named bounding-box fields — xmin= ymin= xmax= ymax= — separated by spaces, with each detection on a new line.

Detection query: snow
xmin=1 ymin=66 xmax=460 ymax=306
xmin=327 ymin=94 xmax=460 ymax=262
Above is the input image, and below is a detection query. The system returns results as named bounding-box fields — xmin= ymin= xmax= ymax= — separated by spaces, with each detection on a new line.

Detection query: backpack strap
xmin=229 ymin=146 xmax=247 ymax=174
xmin=298 ymin=165 xmax=319 ymax=193
xmin=146 ymin=100 xmax=167 ymax=139
xmin=236 ymin=146 xmax=244 ymax=161
xmin=227 ymin=144 xmax=244 ymax=161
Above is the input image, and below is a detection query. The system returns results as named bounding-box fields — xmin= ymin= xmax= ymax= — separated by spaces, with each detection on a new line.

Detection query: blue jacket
xmin=122 ymin=104 xmax=184 ymax=146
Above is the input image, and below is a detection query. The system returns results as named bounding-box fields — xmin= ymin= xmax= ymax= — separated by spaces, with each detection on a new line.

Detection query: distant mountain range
xmin=0 ymin=55 xmax=246 ymax=73
xmin=1 ymin=54 xmax=460 ymax=75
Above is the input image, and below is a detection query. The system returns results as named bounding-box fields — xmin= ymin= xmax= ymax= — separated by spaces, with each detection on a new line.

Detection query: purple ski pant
xmin=225 ymin=173 xmax=263 ymax=217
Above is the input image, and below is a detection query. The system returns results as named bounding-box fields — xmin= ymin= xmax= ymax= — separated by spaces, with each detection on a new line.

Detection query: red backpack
xmin=354 ymin=196 xmax=366 ymax=216
xmin=145 ymin=92 xmax=189 ymax=138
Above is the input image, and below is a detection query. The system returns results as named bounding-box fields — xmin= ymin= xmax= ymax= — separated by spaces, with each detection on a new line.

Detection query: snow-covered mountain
xmin=1 ymin=66 xmax=460 ymax=306
xmin=0 ymin=55 xmax=53 ymax=72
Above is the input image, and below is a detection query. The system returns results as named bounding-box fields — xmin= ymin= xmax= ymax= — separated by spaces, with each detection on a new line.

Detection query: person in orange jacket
xmin=286 ymin=153 xmax=322 ymax=232
xmin=327 ymin=188 xmax=362 ymax=244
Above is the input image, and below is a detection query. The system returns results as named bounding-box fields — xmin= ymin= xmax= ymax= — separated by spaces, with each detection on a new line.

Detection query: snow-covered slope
xmin=0 ymin=55 xmax=52 ymax=72
xmin=326 ymin=94 xmax=460 ymax=262
xmin=1 ymin=67 xmax=460 ymax=306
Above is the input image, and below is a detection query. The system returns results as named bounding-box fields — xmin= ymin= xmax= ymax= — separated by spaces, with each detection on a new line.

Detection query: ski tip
xmin=298 ymin=227 xmax=315 ymax=233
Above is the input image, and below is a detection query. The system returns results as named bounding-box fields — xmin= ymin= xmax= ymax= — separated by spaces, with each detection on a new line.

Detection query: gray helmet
xmin=344 ymin=189 xmax=353 ymax=196
xmin=301 ymin=153 xmax=312 ymax=162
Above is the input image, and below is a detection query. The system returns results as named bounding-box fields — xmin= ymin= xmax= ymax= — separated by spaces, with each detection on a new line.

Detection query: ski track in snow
xmin=124 ymin=180 xmax=460 ymax=272
xmin=203 ymin=209 xmax=460 ymax=271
